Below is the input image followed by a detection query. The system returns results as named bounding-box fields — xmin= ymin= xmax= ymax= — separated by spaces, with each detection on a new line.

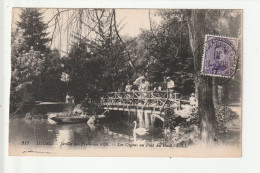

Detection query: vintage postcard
xmin=9 ymin=8 xmax=242 ymax=157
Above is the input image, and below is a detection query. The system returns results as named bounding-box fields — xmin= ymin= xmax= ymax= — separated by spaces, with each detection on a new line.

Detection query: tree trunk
xmin=187 ymin=10 xmax=217 ymax=142
xmin=212 ymin=78 xmax=219 ymax=107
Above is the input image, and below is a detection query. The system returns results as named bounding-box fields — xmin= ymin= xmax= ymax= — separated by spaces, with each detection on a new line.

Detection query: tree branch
xmin=112 ymin=9 xmax=136 ymax=72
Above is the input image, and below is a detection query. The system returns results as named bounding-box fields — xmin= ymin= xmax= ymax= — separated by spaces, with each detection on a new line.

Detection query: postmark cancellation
xmin=201 ymin=35 xmax=238 ymax=78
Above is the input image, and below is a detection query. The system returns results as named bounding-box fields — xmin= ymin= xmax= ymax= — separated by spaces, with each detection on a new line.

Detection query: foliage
xmin=163 ymin=108 xmax=176 ymax=129
xmin=38 ymin=49 xmax=64 ymax=101
xmin=164 ymin=104 xmax=239 ymax=146
xmin=205 ymin=10 xmax=242 ymax=105
xmin=10 ymin=8 xmax=242 ymax=127
xmin=11 ymin=48 xmax=45 ymax=83
xmin=60 ymin=42 xmax=102 ymax=103
xmin=137 ymin=10 xmax=194 ymax=93
xmin=10 ymin=8 xmax=59 ymax=115
xmin=165 ymin=105 xmax=239 ymax=146
xmin=164 ymin=106 xmax=200 ymax=147
xmin=185 ymin=9 xmax=242 ymax=141
xmin=81 ymin=98 xmax=103 ymax=116
xmin=24 ymin=108 xmax=49 ymax=119
xmin=169 ymin=124 xmax=200 ymax=147
xmin=17 ymin=8 xmax=50 ymax=53
xmin=215 ymin=106 xmax=239 ymax=134
xmin=10 ymin=48 xmax=45 ymax=114
xmin=164 ymin=106 xmax=199 ymax=128
xmin=62 ymin=27 xmax=134 ymax=103
xmin=11 ymin=29 xmax=25 ymax=60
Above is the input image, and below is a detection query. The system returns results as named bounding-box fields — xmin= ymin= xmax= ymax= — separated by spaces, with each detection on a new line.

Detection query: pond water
xmin=9 ymin=110 xmax=170 ymax=152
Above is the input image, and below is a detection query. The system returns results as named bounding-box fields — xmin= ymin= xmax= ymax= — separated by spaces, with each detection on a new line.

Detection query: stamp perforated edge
xmin=200 ymin=34 xmax=239 ymax=78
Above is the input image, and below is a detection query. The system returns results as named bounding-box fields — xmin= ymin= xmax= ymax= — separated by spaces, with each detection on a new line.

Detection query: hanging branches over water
xmin=48 ymin=9 xmax=136 ymax=71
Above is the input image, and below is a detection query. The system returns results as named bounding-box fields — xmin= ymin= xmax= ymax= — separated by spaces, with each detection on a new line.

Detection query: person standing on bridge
xmin=166 ymin=77 xmax=175 ymax=99
xmin=125 ymin=81 xmax=132 ymax=92
xmin=125 ymin=81 xmax=132 ymax=100
xmin=65 ymin=93 xmax=70 ymax=103
xmin=138 ymin=79 xmax=149 ymax=91
xmin=138 ymin=78 xmax=149 ymax=98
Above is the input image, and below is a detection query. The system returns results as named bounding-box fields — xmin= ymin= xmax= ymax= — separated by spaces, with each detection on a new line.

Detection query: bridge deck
xmin=101 ymin=91 xmax=190 ymax=115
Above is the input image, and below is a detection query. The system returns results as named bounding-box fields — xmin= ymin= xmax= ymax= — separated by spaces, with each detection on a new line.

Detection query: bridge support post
xmin=178 ymin=100 xmax=181 ymax=110
xmin=144 ymin=112 xmax=149 ymax=128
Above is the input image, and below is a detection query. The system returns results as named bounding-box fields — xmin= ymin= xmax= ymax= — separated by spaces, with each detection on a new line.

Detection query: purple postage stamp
xmin=201 ymin=35 xmax=238 ymax=78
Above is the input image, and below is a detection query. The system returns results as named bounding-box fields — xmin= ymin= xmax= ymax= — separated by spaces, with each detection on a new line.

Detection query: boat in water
xmin=49 ymin=111 xmax=108 ymax=124
xmin=50 ymin=115 xmax=90 ymax=124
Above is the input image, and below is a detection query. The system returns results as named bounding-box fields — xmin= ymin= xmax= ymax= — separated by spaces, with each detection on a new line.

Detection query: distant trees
xmin=46 ymin=9 xmax=137 ymax=103
xmin=61 ymin=41 xmax=103 ymax=103
xmin=38 ymin=49 xmax=64 ymax=101
xmin=137 ymin=10 xmax=194 ymax=93
xmin=62 ymin=30 xmax=132 ymax=103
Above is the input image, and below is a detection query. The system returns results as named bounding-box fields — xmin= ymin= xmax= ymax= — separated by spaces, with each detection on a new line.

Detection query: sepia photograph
xmin=8 ymin=8 xmax=242 ymax=157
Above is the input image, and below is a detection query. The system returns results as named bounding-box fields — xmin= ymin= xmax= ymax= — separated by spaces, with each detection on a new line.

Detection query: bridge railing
xmin=101 ymin=91 xmax=182 ymax=110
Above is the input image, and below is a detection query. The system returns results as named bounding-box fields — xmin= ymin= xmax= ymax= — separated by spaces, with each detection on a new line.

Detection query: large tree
xmin=17 ymin=8 xmax=50 ymax=53
xmin=10 ymin=47 xmax=45 ymax=115
xmin=10 ymin=8 xmax=53 ymax=115
xmin=186 ymin=9 xmax=241 ymax=142
xmin=187 ymin=10 xmax=217 ymax=142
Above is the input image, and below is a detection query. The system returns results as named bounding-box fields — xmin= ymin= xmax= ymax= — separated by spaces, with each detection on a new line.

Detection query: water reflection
xmin=137 ymin=110 xmax=144 ymax=128
xmin=144 ymin=112 xmax=150 ymax=129
xmin=133 ymin=133 xmax=145 ymax=145
xmin=55 ymin=127 xmax=71 ymax=149
xmin=9 ymin=110 xmax=167 ymax=151
xmin=87 ymin=123 xmax=96 ymax=132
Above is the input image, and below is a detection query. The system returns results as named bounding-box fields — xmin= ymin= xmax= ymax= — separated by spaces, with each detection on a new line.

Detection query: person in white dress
xmin=166 ymin=77 xmax=175 ymax=98
xmin=189 ymin=93 xmax=197 ymax=107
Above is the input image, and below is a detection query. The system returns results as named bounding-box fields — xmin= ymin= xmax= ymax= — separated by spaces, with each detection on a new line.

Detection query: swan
xmin=133 ymin=121 xmax=148 ymax=135
xmin=97 ymin=110 xmax=109 ymax=118
xmin=87 ymin=116 xmax=96 ymax=124
xmin=133 ymin=133 xmax=146 ymax=144
xmin=87 ymin=123 xmax=96 ymax=132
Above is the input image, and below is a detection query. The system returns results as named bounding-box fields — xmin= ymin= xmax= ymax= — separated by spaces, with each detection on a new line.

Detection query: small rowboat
xmin=50 ymin=113 xmax=107 ymax=124
xmin=50 ymin=116 xmax=90 ymax=124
